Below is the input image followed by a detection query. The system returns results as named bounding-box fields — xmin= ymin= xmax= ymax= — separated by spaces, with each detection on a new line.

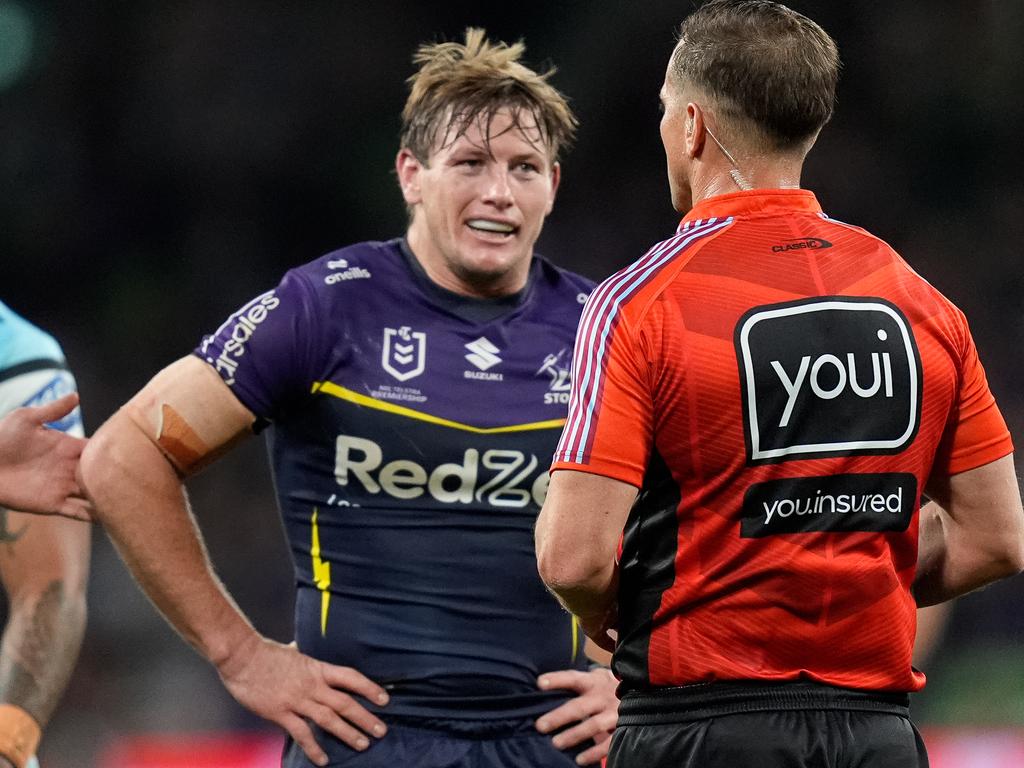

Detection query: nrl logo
xmin=381 ymin=326 xmax=427 ymax=382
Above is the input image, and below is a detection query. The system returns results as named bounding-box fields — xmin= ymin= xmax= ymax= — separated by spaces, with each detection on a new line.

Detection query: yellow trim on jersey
xmin=571 ymin=615 xmax=580 ymax=663
xmin=311 ymin=381 xmax=566 ymax=434
xmin=311 ymin=508 xmax=332 ymax=636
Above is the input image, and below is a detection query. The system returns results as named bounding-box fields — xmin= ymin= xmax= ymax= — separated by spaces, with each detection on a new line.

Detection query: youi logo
xmin=735 ymin=297 xmax=922 ymax=463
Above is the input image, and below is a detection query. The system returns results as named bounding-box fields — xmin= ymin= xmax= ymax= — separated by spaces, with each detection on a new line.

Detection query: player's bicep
xmin=122 ymin=355 xmax=257 ymax=476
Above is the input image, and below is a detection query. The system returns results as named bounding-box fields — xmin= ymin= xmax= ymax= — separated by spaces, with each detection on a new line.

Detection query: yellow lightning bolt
xmin=571 ymin=614 xmax=580 ymax=662
xmin=311 ymin=508 xmax=332 ymax=636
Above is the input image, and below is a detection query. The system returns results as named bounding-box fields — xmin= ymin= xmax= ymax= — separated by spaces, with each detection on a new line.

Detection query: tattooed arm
xmin=0 ymin=507 xmax=90 ymax=766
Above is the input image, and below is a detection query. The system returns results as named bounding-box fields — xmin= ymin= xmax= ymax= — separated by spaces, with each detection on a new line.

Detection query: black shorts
xmin=609 ymin=681 xmax=929 ymax=768
xmin=282 ymin=716 xmax=586 ymax=768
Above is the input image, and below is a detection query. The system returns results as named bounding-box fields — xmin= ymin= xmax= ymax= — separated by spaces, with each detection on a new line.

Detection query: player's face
xmin=659 ymin=67 xmax=693 ymax=213
xmin=398 ymin=108 xmax=560 ymax=298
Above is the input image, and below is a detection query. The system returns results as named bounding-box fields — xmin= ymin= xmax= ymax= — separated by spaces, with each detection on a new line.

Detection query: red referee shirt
xmin=552 ymin=189 xmax=1012 ymax=693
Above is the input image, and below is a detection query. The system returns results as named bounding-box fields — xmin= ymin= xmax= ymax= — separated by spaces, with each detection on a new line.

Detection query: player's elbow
xmin=79 ymin=411 xmax=171 ymax=514
xmin=78 ymin=418 xmax=125 ymax=501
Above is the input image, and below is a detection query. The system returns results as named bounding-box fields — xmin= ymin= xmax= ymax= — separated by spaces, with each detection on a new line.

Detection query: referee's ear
xmin=685 ymin=103 xmax=707 ymax=158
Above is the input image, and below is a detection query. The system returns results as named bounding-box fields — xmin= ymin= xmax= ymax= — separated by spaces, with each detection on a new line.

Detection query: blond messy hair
xmin=400 ymin=28 xmax=577 ymax=163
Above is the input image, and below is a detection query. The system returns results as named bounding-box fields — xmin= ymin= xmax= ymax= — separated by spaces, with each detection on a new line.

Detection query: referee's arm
xmin=536 ymin=469 xmax=638 ymax=651
xmin=915 ymin=454 xmax=1024 ymax=607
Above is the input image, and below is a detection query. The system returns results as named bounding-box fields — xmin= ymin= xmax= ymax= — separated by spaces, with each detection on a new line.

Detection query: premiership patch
xmin=381 ymin=326 xmax=427 ymax=382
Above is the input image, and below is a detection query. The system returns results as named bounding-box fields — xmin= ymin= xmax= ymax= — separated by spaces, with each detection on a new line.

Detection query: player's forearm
xmin=0 ymin=581 xmax=86 ymax=726
xmin=80 ymin=412 xmax=257 ymax=668
xmin=913 ymin=501 xmax=1024 ymax=606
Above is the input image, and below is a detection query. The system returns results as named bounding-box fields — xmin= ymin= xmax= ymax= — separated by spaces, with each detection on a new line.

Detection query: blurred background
xmin=1 ymin=1 xmax=1022 ymax=766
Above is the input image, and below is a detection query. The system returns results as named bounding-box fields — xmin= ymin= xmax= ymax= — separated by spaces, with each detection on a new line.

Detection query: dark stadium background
xmin=1 ymin=1 xmax=1022 ymax=764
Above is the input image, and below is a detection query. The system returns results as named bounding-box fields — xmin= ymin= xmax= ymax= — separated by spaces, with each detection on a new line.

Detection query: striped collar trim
xmin=677 ymin=189 xmax=822 ymax=233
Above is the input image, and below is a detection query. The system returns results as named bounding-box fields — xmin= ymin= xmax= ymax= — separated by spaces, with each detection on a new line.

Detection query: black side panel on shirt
xmin=614 ymin=449 xmax=681 ymax=689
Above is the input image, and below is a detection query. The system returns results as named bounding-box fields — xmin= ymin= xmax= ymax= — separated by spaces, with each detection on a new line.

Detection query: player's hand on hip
xmin=535 ymin=667 xmax=619 ymax=765
xmin=217 ymin=635 xmax=389 ymax=767
xmin=0 ymin=393 xmax=92 ymax=520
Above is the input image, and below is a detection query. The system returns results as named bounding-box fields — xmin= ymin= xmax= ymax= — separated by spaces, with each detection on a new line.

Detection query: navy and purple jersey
xmin=196 ymin=239 xmax=594 ymax=719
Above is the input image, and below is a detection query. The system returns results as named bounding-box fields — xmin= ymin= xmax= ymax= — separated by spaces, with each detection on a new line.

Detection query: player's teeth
xmin=467 ymin=219 xmax=514 ymax=233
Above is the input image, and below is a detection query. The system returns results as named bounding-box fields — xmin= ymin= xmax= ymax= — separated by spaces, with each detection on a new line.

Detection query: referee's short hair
xmin=400 ymin=28 xmax=577 ymax=164
xmin=671 ymin=0 xmax=841 ymax=151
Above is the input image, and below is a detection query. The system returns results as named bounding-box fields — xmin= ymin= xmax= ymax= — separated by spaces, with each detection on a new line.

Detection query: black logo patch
xmin=736 ymin=297 xmax=922 ymax=464
xmin=741 ymin=473 xmax=917 ymax=538
xmin=771 ymin=237 xmax=833 ymax=253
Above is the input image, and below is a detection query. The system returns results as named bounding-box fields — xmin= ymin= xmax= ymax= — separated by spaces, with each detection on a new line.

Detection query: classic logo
xmin=537 ymin=349 xmax=572 ymax=404
xmin=735 ymin=297 xmax=922 ymax=463
xmin=381 ymin=326 xmax=427 ymax=382
xmin=771 ymin=237 xmax=833 ymax=253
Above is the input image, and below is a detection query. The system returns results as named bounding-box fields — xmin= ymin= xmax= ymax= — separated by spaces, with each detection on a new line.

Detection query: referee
xmin=536 ymin=2 xmax=1024 ymax=766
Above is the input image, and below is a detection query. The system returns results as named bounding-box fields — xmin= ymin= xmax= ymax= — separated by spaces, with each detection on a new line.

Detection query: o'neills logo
xmin=771 ymin=237 xmax=833 ymax=253
xmin=741 ymin=473 xmax=917 ymax=538
xmin=202 ymin=291 xmax=281 ymax=385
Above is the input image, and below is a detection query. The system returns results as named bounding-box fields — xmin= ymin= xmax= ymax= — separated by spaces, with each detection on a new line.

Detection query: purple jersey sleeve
xmin=194 ymin=269 xmax=323 ymax=420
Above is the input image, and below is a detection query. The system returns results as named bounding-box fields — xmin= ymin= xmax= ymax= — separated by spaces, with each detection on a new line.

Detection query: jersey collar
xmin=677 ymin=189 xmax=823 ymax=233
xmin=396 ymin=238 xmax=535 ymax=324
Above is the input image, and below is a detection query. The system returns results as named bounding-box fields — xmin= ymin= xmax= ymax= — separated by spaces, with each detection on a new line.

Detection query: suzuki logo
xmin=465 ymin=337 xmax=501 ymax=371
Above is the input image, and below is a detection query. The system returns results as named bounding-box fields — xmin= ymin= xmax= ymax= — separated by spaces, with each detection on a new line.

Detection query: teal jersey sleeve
xmin=0 ymin=300 xmax=82 ymax=435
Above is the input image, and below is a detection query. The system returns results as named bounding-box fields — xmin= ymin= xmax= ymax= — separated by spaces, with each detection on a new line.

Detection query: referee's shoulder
xmin=584 ymin=226 xmax=706 ymax=318
xmin=818 ymin=215 xmax=971 ymax=333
